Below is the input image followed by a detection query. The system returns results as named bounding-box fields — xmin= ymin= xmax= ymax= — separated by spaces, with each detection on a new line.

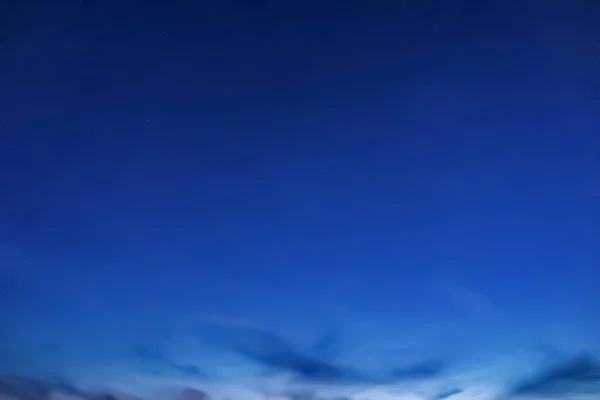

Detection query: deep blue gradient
xmin=1 ymin=1 xmax=599 ymax=399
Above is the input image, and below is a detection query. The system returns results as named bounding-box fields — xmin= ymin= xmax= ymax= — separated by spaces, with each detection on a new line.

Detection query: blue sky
xmin=1 ymin=1 xmax=599 ymax=399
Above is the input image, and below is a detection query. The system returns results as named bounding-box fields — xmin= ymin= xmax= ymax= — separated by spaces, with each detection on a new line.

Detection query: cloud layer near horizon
xmin=2 ymin=311 xmax=599 ymax=400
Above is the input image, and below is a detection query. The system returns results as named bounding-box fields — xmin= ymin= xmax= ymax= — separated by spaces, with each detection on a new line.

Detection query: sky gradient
xmin=1 ymin=1 xmax=599 ymax=399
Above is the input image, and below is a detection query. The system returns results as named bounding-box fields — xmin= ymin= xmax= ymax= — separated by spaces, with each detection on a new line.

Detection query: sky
xmin=1 ymin=1 xmax=599 ymax=399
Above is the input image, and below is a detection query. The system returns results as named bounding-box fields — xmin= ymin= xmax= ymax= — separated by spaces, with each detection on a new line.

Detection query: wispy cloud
xmin=195 ymin=322 xmax=445 ymax=386
xmin=507 ymin=354 xmax=600 ymax=399
xmin=132 ymin=347 xmax=207 ymax=378
xmin=431 ymin=388 xmax=463 ymax=400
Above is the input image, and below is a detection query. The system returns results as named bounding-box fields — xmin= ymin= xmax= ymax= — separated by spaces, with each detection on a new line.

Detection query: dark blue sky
xmin=1 ymin=0 xmax=599 ymax=397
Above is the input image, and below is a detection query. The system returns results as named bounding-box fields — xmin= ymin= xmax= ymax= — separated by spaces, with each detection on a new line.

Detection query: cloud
xmin=0 ymin=376 xmax=53 ymax=400
xmin=431 ymin=388 xmax=462 ymax=400
xmin=390 ymin=361 xmax=446 ymax=382
xmin=196 ymin=322 xmax=445 ymax=386
xmin=507 ymin=354 xmax=600 ymax=399
xmin=309 ymin=331 xmax=341 ymax=361
xmin=132 ymin=347 xmax=206 ymax=378
xmin=227 ymin=339 xmax=370 ymax=384
xmin=196 ymin=320 xmax=295 ymax=357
